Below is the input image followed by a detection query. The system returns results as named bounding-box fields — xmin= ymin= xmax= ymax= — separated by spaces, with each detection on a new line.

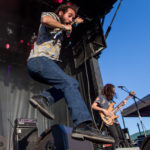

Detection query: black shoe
xmin=72 ymin=123 xmax=115 ymax=143
xmin=29 ymin=95 xmax=55 ymax=120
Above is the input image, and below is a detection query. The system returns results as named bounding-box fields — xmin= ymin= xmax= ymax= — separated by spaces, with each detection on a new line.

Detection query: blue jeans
xmin=27 ymin=56 xmax=92 ymax=126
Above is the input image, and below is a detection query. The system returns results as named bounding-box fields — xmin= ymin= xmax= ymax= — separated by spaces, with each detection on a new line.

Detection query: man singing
xmin=27 ymin=4 xmax=111 ymax=142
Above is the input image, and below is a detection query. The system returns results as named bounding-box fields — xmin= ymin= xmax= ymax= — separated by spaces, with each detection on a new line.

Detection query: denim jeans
xmin=27 ymin=56 xmax=92 ymax=126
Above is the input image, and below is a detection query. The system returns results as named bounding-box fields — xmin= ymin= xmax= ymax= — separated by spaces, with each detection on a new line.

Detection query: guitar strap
xmin=99 ymin=121 xmax=104 ymax=131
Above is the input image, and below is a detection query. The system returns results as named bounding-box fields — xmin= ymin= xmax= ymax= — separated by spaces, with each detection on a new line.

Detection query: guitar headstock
xmin=129 ymin=91 xmax=136 ymax=96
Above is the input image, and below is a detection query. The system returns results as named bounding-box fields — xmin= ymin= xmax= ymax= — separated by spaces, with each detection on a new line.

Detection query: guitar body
xmin=99 ymin=91 xmax=135 ymax=126
xmin=100 ymin=102 xmax=119 ymax=126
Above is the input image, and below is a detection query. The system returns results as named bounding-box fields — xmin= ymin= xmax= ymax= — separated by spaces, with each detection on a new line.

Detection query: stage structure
xmin=0 ymin=0 xmax=117 ymax=149
xmin=122 ymin=94 xmax=150 ymax=117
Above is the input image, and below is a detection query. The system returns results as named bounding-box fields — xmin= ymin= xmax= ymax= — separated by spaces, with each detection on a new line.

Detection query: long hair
xmin=55 ymin=4 xmax=77 ymax=16
xmin=101 ymin=84 xmax=115 ymax=101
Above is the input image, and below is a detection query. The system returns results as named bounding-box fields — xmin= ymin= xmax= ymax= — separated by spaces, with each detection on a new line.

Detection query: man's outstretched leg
xmin=72 ymin=122 xmax=114 ymax=143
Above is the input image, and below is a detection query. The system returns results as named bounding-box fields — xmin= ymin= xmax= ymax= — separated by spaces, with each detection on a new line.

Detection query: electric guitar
xmin=99 ymin=91 xmax=136 ymax=126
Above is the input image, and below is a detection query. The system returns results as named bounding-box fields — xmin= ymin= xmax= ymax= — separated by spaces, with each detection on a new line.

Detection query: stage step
xmin=116 ymin=147 xmax=140 ymax=150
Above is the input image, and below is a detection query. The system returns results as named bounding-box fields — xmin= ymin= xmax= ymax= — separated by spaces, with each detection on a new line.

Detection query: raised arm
xmin=41 ymin=15 xmax=72 ymax=32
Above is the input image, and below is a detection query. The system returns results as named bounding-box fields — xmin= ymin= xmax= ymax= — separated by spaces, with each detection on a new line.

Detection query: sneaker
xmin=72 ymin=123 xmax=115 ymax=143
xmin=29 ymin=95 xmax=55 ymax=120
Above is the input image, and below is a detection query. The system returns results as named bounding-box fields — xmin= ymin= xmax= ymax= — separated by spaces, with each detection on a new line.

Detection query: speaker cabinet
xmin=13 ymin=118 xmax=38 ymax=150
xmin=141 ymin=135 xmax=150 ymax=150
xmin=0 ymin=136 xmax=6 ymax=150
xmin=36 ymin=124 xmax=94 ymax=150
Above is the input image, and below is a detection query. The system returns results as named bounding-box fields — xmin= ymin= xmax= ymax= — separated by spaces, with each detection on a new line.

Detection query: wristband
xmin=61 ymin=25 xmax=66 ymax=30
xmin=74 ymin=20 xmax=78 ymax=27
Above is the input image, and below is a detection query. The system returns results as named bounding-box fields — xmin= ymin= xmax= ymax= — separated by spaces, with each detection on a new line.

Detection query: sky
xmin=98 ymin=0 xmax=150 ymax=135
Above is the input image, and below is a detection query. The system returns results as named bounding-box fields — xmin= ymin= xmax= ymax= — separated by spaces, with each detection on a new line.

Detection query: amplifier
xmin=141 ymin=135 xmax=150 ymax=150
xmin=0 ymin=136 xmax=6 ymax=150
xmin=15 ymin=118 xmax=37 ymax=128
xmin=13 ymin=118 xmax=38 ymax=150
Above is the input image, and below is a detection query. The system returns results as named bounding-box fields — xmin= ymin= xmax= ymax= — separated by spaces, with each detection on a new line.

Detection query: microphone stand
xmin=119 ymin=87 xmax=147 ymax=137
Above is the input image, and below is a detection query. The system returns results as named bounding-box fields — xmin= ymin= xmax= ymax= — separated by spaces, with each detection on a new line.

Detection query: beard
xmin=59 ymin=15 xmax=71 ymax=25
xmin=59 ymin=16 xmax=64 ymax=23
xmin=59 ymin=14 xmax=66 ymax=24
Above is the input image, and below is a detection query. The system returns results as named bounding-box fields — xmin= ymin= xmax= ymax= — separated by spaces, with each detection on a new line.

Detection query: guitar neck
xmin=113 ymin=95 xmax=131 ymax=113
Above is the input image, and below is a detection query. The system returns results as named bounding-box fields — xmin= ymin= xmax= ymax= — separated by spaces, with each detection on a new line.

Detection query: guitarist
xmin=92 ymin=83 xmax=134 ymax=150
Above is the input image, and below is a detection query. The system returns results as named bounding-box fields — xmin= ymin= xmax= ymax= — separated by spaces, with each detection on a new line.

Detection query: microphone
xmin=66 ymin=31 xmax=71 ymax=38
xmin=118 ymin=86 xmax=125 ymax=88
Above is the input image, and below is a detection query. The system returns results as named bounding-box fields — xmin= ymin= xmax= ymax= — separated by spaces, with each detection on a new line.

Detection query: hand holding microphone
xmin=64 ymin=24 xmax=72 ymax=31
xmin=62 ymin=24 xmax=72 ymax=37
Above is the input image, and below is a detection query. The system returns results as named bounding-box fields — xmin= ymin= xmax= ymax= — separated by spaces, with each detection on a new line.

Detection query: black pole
xmin=121 ymin=110 xmax=126 ymax=129
xmin=137 ymin=123 xmax=141 ymax=135
xmin=119 ymin=86 xmax=147 ymax=137
xmin=105 ymin=0 xmax=123 ymax=39
xmin=132 ymin=96 xmax=146 ymax=137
